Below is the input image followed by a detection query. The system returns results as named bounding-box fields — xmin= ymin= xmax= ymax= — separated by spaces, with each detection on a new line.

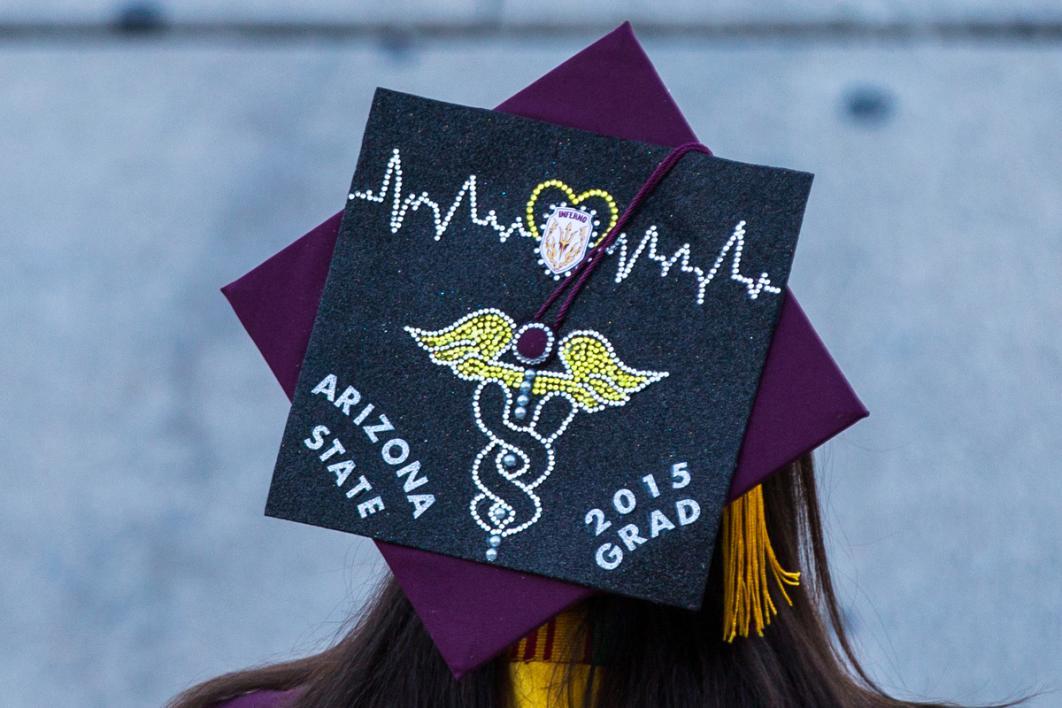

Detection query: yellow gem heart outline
xmin=526 ymin=180 xmax=619 ymax=247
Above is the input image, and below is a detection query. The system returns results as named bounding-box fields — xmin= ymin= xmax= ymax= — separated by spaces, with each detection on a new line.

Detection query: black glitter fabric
xmin=266 ymin=89 xmax=812 ymax=608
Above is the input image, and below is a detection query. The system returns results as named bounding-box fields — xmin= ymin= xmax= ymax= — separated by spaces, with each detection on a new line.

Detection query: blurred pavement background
xmin=1 ymin=2 xmax=1060 ymax=706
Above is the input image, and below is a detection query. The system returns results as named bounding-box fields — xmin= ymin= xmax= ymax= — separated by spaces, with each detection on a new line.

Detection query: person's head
xmin=171 ymin=455 xmax=990 ymax=708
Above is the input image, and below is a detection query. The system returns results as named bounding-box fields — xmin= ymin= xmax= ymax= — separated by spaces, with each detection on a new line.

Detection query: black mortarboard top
xmin=264 ymin=88 xmax=813 ymax=609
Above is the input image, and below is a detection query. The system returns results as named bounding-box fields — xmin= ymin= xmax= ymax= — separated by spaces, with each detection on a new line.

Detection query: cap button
xmin=513 ymin=322 xmax=555 ymax=366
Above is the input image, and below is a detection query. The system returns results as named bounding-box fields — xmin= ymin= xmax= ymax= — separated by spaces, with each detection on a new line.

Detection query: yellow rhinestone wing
xmin=534 ymin=332 xmax=668 ymax=412
xmin=405 ymin=308 xmax=523 ymax=386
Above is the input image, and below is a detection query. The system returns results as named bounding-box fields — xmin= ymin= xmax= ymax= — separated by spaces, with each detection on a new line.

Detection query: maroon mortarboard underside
xmin=222 ymin=23 xmax=867 ymax=676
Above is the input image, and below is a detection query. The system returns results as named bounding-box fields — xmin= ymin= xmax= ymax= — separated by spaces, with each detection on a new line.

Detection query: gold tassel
xmin=721 ymin=484 xmax=801 ymax=642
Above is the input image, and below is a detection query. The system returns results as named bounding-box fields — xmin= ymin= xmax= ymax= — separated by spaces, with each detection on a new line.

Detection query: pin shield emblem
xmin=539 ymin=207 xmax=594 ymax=275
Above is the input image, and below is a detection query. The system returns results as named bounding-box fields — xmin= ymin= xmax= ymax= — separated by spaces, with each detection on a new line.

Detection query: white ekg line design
xmin=349 ymin=148 xmax=782 ymax=304
xmin=607 ymin=223 xmax=782 ymax=303
xmin=350 ymin=148 xmax=532 ymax=243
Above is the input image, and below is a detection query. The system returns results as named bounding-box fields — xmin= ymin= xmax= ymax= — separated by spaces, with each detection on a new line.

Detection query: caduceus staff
xmin=405 ymin=308 xmax=667 ymax=561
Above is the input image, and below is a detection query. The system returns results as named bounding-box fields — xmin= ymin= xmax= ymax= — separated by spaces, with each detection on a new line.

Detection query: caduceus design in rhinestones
xmin=405 ymin=308 xmax=668 ymax=562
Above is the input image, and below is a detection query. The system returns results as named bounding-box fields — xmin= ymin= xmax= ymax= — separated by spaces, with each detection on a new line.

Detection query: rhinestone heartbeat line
xmin=349 ymin=149 xmax=783 ymax=305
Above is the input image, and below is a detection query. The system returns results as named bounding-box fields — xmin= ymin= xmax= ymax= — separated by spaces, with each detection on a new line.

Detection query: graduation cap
xmin=223 ymin=23 xmax=867 ymax=676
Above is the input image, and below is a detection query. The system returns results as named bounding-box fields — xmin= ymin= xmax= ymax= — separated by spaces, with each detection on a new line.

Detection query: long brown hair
xmin=171 ymin=455 xmax=1002 ymax=707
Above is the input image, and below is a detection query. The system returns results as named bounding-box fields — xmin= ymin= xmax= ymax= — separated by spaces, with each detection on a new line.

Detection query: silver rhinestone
xmin=502 ymin=453 xmax=518 ymax=468
xmin=514 ymin=406 xmax=527 ymax=420
xmin=489 ymin=535 xmax=502 ymax=548
xmin=516 ymin=394 xmax=530 ymax=406
xmin=485 ymin=548 xmax=498 ymax=562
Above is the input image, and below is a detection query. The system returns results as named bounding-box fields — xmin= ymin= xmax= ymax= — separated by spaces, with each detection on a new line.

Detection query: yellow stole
xmin=507 ymin=608 xmax=600 ymax=708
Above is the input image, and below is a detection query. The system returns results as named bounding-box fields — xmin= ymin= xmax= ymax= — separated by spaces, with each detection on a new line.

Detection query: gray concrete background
xmin=3 ymin=1 xmax=1062 ymax=25
xmin=1 ymin=5 xmax=1060 ymax=707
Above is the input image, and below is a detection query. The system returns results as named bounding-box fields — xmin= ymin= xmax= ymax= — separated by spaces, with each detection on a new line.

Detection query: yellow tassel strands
xmin=721 ymin=484 xmax=801 ymax=642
